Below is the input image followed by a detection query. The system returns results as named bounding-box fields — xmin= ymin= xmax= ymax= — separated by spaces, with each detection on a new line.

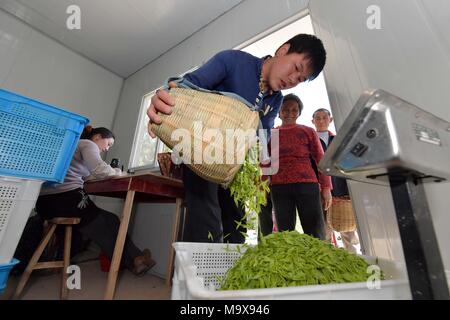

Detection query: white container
xmin=171 ymin=242 xmax=413 ymax=300
xmin=0 ymin=176 xmax=43 ymax=264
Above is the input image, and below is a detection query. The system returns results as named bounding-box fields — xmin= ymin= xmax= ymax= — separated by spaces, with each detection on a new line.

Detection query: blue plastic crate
xmin=0 ymin=89 xmax=89 ymax=182
xmin=0 ymin=258 xmax=19 ymax=295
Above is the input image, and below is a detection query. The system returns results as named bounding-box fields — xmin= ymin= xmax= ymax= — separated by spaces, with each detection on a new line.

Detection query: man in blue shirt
xmin=147 ymin=34 xmax=326 ymax=243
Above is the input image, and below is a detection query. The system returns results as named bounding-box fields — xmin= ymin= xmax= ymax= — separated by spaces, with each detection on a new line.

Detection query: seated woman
xmin=36 ymin=126 xmax=155 ymax=276
xmin=270 ymin=94 xmax=332 ymax=240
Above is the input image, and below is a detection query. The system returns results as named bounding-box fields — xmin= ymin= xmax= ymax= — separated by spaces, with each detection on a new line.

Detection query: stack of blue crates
xmin=0 ymin=88 xmax=88 ymax=294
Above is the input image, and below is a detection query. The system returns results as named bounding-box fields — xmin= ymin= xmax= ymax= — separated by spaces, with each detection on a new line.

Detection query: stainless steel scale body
xmin=320 ymin=89 xmax=450 ymax=299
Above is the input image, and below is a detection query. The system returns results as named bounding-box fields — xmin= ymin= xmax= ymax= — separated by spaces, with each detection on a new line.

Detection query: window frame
xmin=128 ymin=67 xmax=198 ymax=172
xmin=128 ymin=89 xmax=166 ymax=172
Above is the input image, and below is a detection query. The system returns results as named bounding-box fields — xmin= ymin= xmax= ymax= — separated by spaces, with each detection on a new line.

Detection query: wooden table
xmin=84 ymin=170 xmax=184 ymax=300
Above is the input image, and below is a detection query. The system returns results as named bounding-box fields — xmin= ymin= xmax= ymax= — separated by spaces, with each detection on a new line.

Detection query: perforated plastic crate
xmin=0 ymin=176 xmax=43 ymax=264
xmin=0 ymin=88 xmax=89 ymax=182
xmin=171 ymin=242 xmax=413 ymax=300
xmin=0 ymin=258 xmax=19 ymax=294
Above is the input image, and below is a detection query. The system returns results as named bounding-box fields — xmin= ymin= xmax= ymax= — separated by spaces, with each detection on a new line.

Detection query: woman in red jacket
xmin=270 ymin=94 xmax=332 ymax=240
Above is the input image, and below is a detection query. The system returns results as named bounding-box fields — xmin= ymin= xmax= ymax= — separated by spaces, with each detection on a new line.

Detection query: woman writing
xmin=36 ymin=126 xmax=155 ymax=276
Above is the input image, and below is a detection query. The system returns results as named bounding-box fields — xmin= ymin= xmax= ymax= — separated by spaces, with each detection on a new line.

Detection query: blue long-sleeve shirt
xmin=183 ymin=50 xmax=283 ymax=131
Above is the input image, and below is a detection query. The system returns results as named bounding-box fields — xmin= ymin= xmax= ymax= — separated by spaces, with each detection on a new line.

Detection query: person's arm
xmin=309 ymin=129 xmax=332 ymax=210
xmin=79 ymin=142 xmax=122 ymax=180
xmin=147 ymin=50 xmax=232 ymax=137
xmin=183 ymin=50 xmax=231 ymax=89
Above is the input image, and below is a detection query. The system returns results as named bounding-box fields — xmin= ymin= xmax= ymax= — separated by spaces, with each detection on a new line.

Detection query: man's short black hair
xmin=312 ymin=108 xmax=331 ymax=118
xmin=282 ymin=93 xmax=303 ymax=115
xmin=281 ymin=34 xmax=326 ymax=81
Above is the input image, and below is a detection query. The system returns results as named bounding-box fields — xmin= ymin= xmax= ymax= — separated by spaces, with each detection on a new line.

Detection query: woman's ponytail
xmin=80 ymin=125 xmax=115 ymax=140
xmin=80 ymin=125 xmax=94 ymax=139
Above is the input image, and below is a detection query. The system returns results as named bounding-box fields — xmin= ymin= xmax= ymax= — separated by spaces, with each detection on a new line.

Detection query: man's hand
xmin=147 ymin=81 xmax=178 ymax=138
xmin=321 ymin=188 xmax=332 ymax=211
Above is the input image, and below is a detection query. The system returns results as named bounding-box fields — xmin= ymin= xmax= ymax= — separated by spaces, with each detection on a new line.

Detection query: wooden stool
xmin=12 ymin=217 xmax=81 ymax=300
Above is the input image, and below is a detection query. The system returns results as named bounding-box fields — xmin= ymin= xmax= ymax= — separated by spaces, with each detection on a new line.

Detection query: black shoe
xmin=132 ymin=249 xmax=156 ymax=276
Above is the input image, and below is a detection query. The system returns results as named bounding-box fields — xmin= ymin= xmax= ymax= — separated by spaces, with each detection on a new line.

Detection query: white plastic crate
xmin=0 ymin=176 xmax=43 ymax=264
xmin=171 ymin=242 xmax=413 ymax=300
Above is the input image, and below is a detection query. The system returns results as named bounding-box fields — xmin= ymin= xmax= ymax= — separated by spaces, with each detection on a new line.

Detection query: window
xmin=128 ymin=91 xmax=169 ymax=171
xmin=129 ymin=68 xmax=197 ymax=171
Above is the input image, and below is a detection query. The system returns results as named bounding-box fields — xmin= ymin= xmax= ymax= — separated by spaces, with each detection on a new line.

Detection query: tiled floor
xmin=1 ymin=259 xmax=171 ymax=300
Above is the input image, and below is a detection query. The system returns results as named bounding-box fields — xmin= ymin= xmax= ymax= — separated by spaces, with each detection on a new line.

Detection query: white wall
xmin=0 ymin=8 xmax=124 ymax=263
xmin=0 ymin=9 xmax=123 ymax=127
xmin=309 ymin=0 xmax=450 ymax=280
xmin=110 ymin=0 xmax=310 ymax=276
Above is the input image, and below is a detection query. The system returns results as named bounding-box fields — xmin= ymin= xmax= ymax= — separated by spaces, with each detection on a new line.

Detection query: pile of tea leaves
xmin=220 ymin=231 xmax=380 ymax=290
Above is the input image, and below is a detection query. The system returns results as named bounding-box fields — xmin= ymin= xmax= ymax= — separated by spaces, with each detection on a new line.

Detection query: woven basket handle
xmin=165 ymin=77 xmax=257 ymax=111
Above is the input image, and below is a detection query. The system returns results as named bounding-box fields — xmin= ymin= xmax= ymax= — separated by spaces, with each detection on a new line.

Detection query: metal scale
xmin=319 ymin=89 xmax=450 ymax=300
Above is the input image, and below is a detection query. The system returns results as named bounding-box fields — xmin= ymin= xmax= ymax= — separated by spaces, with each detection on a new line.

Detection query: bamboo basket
xmin=327 ymin=197 xmax=357 ymax=232
xmin=151 ymin=88 xmax=260 ymax=188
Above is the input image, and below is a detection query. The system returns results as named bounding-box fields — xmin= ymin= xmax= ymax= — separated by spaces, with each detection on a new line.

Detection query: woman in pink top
xmin=270 ymin=94 xmax=332 ymax=240
xmin=36 ymin=126 xmax=155 ymax=276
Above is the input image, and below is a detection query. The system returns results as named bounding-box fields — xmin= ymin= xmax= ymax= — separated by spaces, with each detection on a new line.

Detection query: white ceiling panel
xmin=0 ymin=0 xmax=244 ymax=77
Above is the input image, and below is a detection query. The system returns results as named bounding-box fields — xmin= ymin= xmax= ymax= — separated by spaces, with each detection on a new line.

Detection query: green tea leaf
xmin=229 ymin=143 xmax=269 ymax=240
